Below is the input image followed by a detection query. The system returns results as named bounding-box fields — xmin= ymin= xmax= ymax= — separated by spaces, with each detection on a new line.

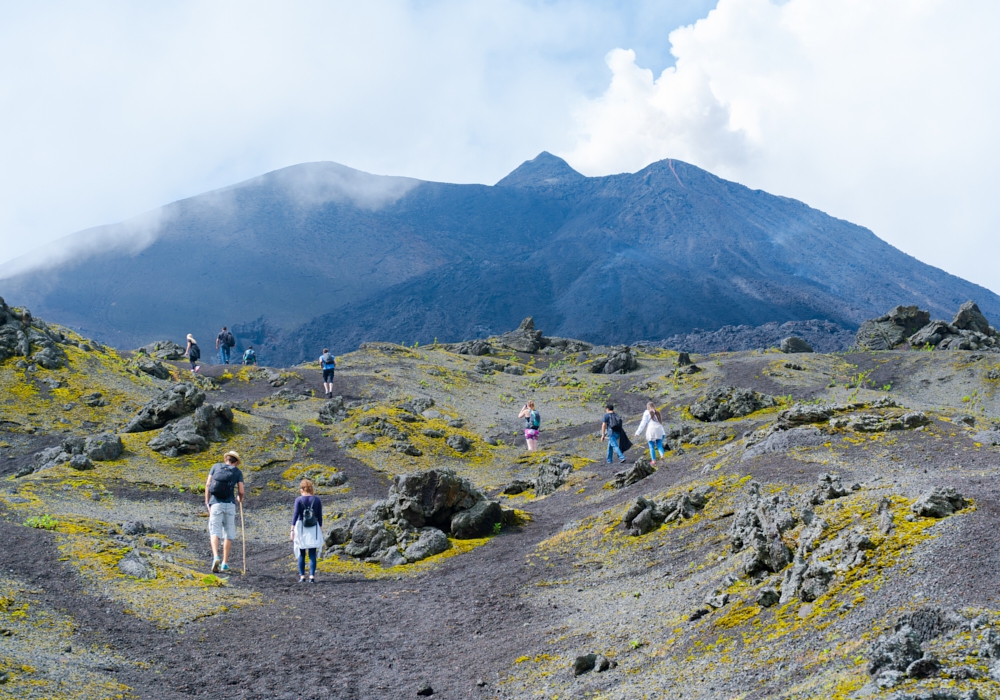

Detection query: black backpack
xmin=223 ymin=331 xmax=235 ymax=348
xmin=606 ymin=413 xmax=622 ymax=432
xmin=209 ymin=464 xmax=235 ymax=501
xmin=301 ymin=498 xmax=317 ymax=528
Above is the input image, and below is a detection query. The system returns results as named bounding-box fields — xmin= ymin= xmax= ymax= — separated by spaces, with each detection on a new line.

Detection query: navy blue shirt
xmin=292 ymin=495 xmax=323 ymax=526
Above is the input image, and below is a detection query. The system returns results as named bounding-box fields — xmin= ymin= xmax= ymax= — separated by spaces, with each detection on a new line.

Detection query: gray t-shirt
xmin=207 ymin=463 xmax=244 ymax=505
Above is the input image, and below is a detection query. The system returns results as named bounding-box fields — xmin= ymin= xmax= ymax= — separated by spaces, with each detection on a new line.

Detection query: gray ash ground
xmin=2 ymin=336 xmax=1000 ymax=699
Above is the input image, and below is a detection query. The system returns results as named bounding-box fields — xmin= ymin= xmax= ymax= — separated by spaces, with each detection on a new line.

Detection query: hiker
xmin=634 ymin=401 xmax=666 ymax=465
xmin=216 ymin=326 xmax=235 ymax=365
xmin=184 ymin=334 xmax=201 ymax=373
xmin=319 ymin=348 xmax=336 ymax=398
xmin=600 ymin=403 xmax=632 ymax=464
xmin=518 ymin=400 xmax=540 ymax=451
xmin=290 ymin=478 xmax=324 ymax=584
xmin=242 ymin=344 xmax=258 ymax=366
xmin=204 ymin=451 xmax=245 ymax=573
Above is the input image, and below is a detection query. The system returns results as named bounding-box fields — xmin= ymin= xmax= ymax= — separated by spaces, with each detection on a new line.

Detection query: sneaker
xmin=211 ymin=557 xmax=221 ymax=573
xmin=220 ymin=563 xmax=230 ymax=573
xmin=309 ymin=577 xmax=316 ymax=584
xmin=194 ymin=366 xmax=201 ymax=373
xmin=619 ymin=459 xmax=627 ymax=464
xmin=299 ymin=576 xmax=306 ymax=584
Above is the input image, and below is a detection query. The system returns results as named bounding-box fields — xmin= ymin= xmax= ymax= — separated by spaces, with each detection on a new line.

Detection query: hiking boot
xmin=220 ymin=563 xmax=230 ymax=573
xmin=211 ymin=557 xmax=221 ymax=573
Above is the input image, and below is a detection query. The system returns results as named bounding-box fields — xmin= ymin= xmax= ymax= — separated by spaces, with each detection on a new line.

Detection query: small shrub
xmin=24 ymin=515 xmax=58 ymax=531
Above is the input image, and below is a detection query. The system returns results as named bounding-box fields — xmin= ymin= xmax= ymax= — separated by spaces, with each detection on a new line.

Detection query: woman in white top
xmin=634 ymin=401 xmax=666 ymax=465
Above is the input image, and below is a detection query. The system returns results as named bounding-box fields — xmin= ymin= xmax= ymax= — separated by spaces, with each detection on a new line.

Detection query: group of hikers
xmin=182 ymin=326 xmax=258 ymax=374
xmin=203 ymin=450 xmax=324 ymax=583
xmin=520 ymin=399 xmax=667 ymax=466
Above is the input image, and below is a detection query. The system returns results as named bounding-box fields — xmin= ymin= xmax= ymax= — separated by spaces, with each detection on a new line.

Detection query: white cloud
xmin=0 ymin=0 xmax=715 ymax=269
xmin=564 ymin=0 xmax=1000 ymax=293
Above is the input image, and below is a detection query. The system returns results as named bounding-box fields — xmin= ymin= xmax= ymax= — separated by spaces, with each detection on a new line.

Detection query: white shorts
xmin=208 ymin=502 xmax=237 ymax=540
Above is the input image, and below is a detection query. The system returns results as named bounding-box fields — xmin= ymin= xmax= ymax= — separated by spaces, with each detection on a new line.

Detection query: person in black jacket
xmin=185 ymin=334 xmax=201 ymax=373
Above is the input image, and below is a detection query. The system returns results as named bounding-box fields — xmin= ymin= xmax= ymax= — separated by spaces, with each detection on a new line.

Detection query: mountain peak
xmin=495 ymin=152 xmax=585 ymax=188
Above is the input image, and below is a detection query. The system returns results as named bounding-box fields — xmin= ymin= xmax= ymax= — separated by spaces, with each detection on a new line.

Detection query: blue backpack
xmin=243 ymin=348 xmax=257 ymax=365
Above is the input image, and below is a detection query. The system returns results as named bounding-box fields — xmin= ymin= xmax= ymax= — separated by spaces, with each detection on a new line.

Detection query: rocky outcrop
xmin=854 ymin=301 xmax=998 ymax=352
xmin=0 ymin=297 xmax=69 ymax=369
xmin=452 ymin=340 xmax=493 ymax=356
xmin=330 ymin=470 xmax=511 ymax=567
xmin=588 ymin=346 xmax=638 ymax=375
xmin=690 ymin=387 xmax=776 ymax=422
xmin=854 ymin=305 xmax=931 ymax=351
xmin=535 ymin=457 xmax=574 ymax=496
xmin=607 ymin=458 xmax=655 ymax=489
xmin=499 ymin=317 xmax=544 ymax=353
xmin=137 ymin=340 xmax=187 ymax=361
xmin=780 ymin=336 xmax=813 ymax=353
xmin=742 ymin=427 xmax=826 ymax=461
xmin=622 ymin=487 xmax=712 ymax=536
xmin=730 ymin=482 xmax=797 ymax=575
xmin=147 ymin=403 xmax=234 ymax=457
xmin=20 ymin=433 xmax=125 ymax=476
xmin=912 ymin=487 xmax=968 ymax=518
xmin=317 ymin=396 xmax=348 ymax=424
xmin=123 ymin=383 xmax=206 ymax=433
xmin=830 ymin=411 xmax=930 ymax=432
xmin=867 ymin=609 xmax=966 ymax=689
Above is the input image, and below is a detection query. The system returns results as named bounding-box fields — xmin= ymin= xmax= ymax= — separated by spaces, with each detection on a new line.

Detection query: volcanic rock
xmin=854 ymin=305 xmax=931 ymax=351
xmin=690 ymin=386 xmax=776 ymax=422
xmin=780 ymin=336 xmax=814 ymax=353
xmin=123 ymin=383 xmax=206 ymax=433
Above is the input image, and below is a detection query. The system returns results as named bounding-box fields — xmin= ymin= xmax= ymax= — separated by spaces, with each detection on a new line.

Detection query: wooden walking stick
xmin=239 ymin=498 xmax=247 ymax=575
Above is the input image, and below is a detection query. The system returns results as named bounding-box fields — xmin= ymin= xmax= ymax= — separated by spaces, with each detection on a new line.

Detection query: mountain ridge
xmin=1 ymin=153 xmax=997 ymax=364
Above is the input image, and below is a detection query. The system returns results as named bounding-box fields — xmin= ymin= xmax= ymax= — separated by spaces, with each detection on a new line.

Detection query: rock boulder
xmin=780 ymin=336 xmax=814 ymax=353
xmin=124 ymin=383 xmax=206 ymax=433
xmin=854 ymin=305 xmax=931 ymax=351
xmin=691 ymin=386 xmax=776 ymax=422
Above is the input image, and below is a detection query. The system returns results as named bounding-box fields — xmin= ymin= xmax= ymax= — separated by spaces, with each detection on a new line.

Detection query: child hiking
xmin=319 ymin=349 xmax=336 ymax=398
xmin=635 ymin=401 xmax=666 ymax=465
xmin=184 ymin=334 xmax=201 ymax=373
xmin=291 ymin=479 xmax=323 ymax=583
xmin=518 ymin=400 xmax=541 ymax=451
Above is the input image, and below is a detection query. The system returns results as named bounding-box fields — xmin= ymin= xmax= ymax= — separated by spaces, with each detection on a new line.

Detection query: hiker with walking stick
xmin=204 ymin=450 xmax=245 ymax=573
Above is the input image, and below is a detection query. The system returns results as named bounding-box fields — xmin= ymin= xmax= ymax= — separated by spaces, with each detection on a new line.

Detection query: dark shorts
xmin=322 ymin=369 xmax=335 ymax=382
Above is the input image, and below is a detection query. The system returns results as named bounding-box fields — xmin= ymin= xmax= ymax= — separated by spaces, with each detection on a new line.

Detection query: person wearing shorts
xmin=319 ymin=348 xmax=336 ymax=398
xmin=518 ymin=400 xmax=540 ymax=451
xmin=204 ymin=451 xmax=245 ymax=573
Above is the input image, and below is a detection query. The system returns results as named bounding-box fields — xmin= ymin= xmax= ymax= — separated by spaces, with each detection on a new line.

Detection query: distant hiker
xmin=217 ymin=326 xmax=235 ymax=365
xmin=185 ymin=334 xmax=201 ymax=373
xmin=635 ymin=401 xmax=666 ymax=465
xmin=290 ymin=479 xmax=323 ymax=583
xmin=600 ymin=403 xmax=631 ymax=464
xmin=204 ymin=451 xmax=245 ymax=573
xmin=319 ymin=348 xmax=336 ymax=398
xmin=518 ymin=400 xmax=541 ymax=451
xmin=242 ymin=345 xmax=257 ymax=366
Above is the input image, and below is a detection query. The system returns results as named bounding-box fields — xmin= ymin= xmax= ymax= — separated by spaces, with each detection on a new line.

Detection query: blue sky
xmin=2 ymin=0 xmax=1000 ymax=296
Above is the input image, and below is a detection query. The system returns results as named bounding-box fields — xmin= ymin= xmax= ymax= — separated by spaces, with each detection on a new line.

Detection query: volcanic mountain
xmin=2 ymin=152 xmax=997 ymax=364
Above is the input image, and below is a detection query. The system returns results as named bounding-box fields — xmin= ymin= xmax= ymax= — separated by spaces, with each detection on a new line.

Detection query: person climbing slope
xmin=242 ymin=344 xmax=257 ymax=366
xmin=600 ymin=403 xmax=632 ymax=464
xmin=290 ymin=479 xmax=323 ymax=583
xmin=184 ymin=334 xmax=201 ymax=373
xmin=216 ymin=326 xmax=235 ymax=365
xmin=204 ymin=451 xmax=245 ymax=573
xmin=319 ymin=348 xmax=336 ymax=398
xmin=634 ymin=401 xmax=666 ymax=465
xmin=518 ymin=400 xmax=541 ymax=451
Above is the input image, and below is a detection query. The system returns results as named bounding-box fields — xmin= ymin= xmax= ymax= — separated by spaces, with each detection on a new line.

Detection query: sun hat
xmin=223 ymin=451 xmax=241 ymax=464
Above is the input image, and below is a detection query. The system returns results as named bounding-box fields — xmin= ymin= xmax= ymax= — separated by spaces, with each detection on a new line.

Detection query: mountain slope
xmin=2 ymin=153 xmax=997 ymax=363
